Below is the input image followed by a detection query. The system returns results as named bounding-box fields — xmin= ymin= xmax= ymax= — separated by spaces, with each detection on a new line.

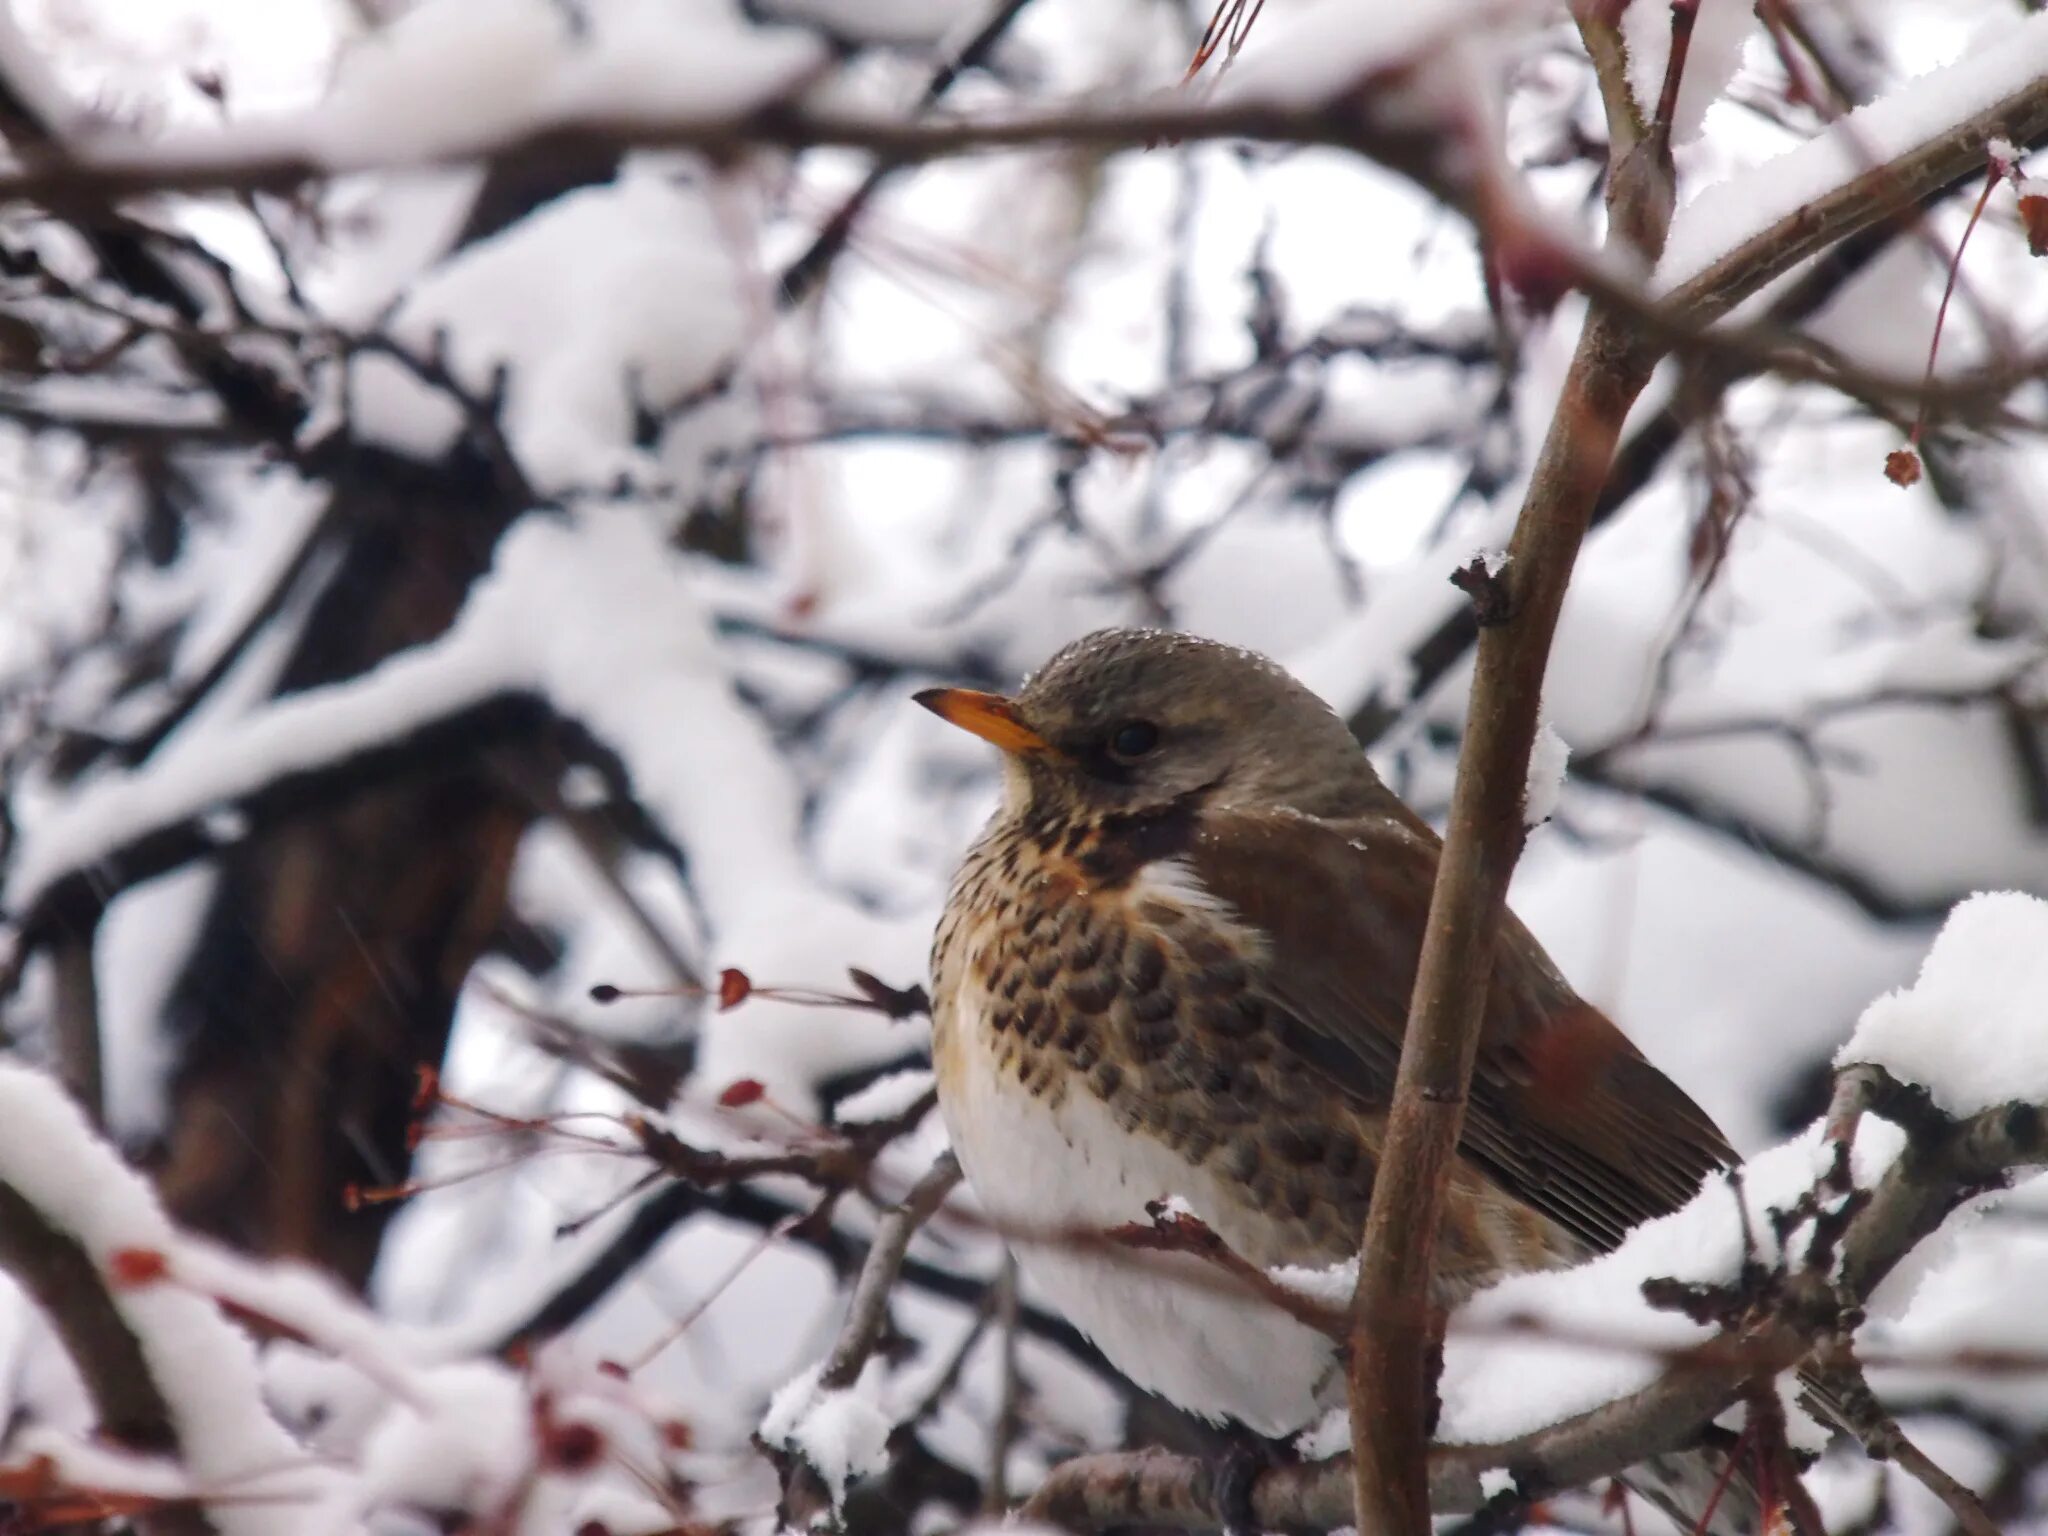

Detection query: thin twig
xmin=984 ymin=1253 xmax=1021 ymax=1512
xmin=818 ymin=1151 xmax=964 ymax=1391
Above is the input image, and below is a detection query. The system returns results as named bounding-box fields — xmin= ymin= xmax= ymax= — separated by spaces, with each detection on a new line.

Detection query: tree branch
xmin=817 ymin=1151 xmax=963 ymax=1391
xmin=1347 ymin=67 xmax=2048 ymax=751
xmin=47 ymin=933 xmax=103 ymax=1122
xmin=1336 ymin=38 xmax=2048 ymax=1536
xmin=0 ymin=96 xmax=1479 ymax=221
xmin=0 ymin=1185 xmax=213 ymax=1536
xmin=1666 ymin=65 xmax=2048 ymax=324
xmin=1343 ymin=6 xmax=1681 ymax=1526
xmin=780 ymin=1151 xmax=965 ymax=1523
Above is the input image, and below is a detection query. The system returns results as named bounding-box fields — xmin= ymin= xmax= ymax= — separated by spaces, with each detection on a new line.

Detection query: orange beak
xmin=914 ymin=688 xmax=1056 ymax=757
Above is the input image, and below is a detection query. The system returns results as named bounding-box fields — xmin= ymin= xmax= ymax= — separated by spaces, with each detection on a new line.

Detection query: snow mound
xmin=1838 ymin=891 xmax=2048 ymax=1118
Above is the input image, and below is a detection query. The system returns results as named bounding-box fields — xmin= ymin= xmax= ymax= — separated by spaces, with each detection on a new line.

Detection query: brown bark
xmin=150 ymin=458 xmax=532 ymax=1285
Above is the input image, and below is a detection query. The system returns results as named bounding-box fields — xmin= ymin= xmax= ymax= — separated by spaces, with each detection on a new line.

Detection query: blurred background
xmin=0 ymin=0 xmax=2045 ymax=1530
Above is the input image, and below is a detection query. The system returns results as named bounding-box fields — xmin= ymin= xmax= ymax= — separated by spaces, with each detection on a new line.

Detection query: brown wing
xmin=1186 ymin=806 xmax=1736 ymax=1255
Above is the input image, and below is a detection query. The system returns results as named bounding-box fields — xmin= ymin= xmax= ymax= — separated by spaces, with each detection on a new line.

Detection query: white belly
xmin=939 ymin=991 xmax=1340 ymax=1437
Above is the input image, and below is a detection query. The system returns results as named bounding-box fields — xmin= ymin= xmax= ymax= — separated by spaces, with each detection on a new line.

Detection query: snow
xmin=1524 ymin=712 xmax=1569 ymax=826
xmin=89 ymin=0 xmax=828 ymax=179
xmin=1215 ymin=0 xmax=1523 ymax=113
xmin=1267 ymin=1255 xmax=1356 ymax=1310
xmin=755 ymin=0 xmax=972 ymax=50
xmin=1659 ymin=12 xmax=2048 ymax=294
xmin=0 ymin=1273 xmax=91 ymax=1454
xmin=10 ymin=0 xmax=341 ymax=123
xmin=1437 ymin=1117 xmax=1902 ymax=1445
xmin=94 ymin=863 xmax=216 ymax=1140
xmin=261 ymin=1341 xmax=391 ymax=1458
xmin=346 ymin=1361 xmax=536 ymax=1529
xmin=833 ymin=1068 xmax=936 ymax=1126
xmin=2 ymin=1425 xmax=195 ymax=1503
xmin=759 ymin=1358 xmax=895 ymax=1505
xmin=340 ymin=165 xmax=754 ymax=490
xmin=1801 ymin=616 xmax=2039 ymax=704
xmin=1861 ymin=1223 xmax=2048 ymax=1424
xmin=0 ymin=1063 xmax=324 ymax=1535
xmin=1620 ymin=0 xmax=1753 ymax=146
xmin=1293 ymin=1404 xmax=1350 ymax=1461
xmin=1837 ymin=892 xmax=2048 ymax=1118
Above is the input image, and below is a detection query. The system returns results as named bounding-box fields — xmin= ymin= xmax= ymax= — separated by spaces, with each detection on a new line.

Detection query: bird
xmin=916 ymin=627 xmax=1747 ymax=1523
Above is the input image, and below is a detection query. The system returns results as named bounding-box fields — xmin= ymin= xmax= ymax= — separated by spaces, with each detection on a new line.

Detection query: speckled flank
xmin=931 ymin=806 xmax=1567 ymax=1298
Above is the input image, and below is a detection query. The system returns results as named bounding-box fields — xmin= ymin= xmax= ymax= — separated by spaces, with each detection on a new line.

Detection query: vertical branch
xmin=1345 ymin=302 xmax=1665 ymax=1536
xmin=49 ymin=930 xmax=104 ymax=1123
xmin=1344 ymin=11 xmax=1689 ymax=1535
xmin=985 ymin=1253 xmax=1022 ymax=1512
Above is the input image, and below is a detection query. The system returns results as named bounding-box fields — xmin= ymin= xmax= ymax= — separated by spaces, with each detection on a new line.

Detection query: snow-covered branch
xmin=5 ymin=511 xmax=920 ymax=983
xmin=0 ymin=1065 xmax=318 ymax=1536
xmin=0 ymin=96 xmax=1481 ymax=227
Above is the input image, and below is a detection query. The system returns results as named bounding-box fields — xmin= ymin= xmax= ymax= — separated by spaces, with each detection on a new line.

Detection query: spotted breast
xmin=928 ymin=807 xmax=1569 ymax=1436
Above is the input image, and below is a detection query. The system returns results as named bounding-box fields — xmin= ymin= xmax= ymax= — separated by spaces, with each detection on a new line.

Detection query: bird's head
xmin=916 ymin=628 xmax=1383 ymax=822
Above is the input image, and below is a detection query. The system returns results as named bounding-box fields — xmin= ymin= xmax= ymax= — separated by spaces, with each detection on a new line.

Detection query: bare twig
xmin=780 ymin=1151 xmax=963 ymax=1522
xmin=985 ymin=1253 xmax=1022 ymax=1513
xmin=776 ymin=0 xmax=1042 ymax=308
xmin=1103 ymin=1203 xmax=1347 ymax=1339
xmin=818 ymin=1151 xmax=963 ymax=1391
xmin=1809 ymin=1335 xmax=2000 ymax=1536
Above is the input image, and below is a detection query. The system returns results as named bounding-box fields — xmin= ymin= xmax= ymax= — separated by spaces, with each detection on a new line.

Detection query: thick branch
xmin=47 ymin=933 xmax=102 ymax=1121
xmin=1344 ymin=280 xmax=1666 ymax=1536
xmin=1338 ymin=41 xmax=2048 ymax=1535
xmin=5 ymin=692 xmax=555 ymax=951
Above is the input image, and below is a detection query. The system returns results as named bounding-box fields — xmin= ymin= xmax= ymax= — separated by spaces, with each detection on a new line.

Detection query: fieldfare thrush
xmin=917 ymin=628 xmax=1747 ymax=1519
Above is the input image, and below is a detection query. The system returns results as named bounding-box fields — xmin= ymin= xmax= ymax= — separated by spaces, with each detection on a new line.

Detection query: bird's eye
xmin=1106 ymin=719 xmax=1161 ymax=762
